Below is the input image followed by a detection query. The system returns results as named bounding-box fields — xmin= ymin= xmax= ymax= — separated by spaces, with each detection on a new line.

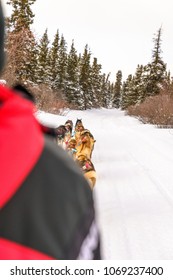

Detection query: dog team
xmin=55 ymin=119 xmax=96 ymax=189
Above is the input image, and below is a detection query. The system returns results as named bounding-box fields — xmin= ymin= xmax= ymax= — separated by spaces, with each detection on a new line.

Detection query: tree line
xmin=1 ymin=0 xmax=172 ymax=112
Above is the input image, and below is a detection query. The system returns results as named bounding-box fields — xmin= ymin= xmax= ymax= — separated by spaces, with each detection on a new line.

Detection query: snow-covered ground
xmin=37 ymin=108 xmax=173 ymax=260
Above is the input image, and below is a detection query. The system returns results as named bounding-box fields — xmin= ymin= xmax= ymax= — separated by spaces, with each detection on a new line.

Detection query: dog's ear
xmin=75 ymin=118 xmax=83 ymax=129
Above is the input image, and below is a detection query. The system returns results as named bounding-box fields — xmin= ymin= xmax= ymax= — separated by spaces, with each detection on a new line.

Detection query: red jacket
xmin=0 ymin=85 xmax=101 ymax=260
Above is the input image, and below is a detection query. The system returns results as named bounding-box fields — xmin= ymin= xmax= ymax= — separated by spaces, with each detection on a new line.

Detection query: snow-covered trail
xmin=38 ymin=108 xmax=173 ymax=259
xmin=89 ymin=109 xmax=173 ymax=260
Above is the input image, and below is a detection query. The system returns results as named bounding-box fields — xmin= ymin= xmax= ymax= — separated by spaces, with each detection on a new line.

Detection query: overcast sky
xmin=2 ymin=0 xmax=173 ymax=81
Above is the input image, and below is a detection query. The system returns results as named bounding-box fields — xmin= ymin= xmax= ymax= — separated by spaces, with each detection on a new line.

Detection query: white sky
xmin=2 ymin=0 xmax=173 ymax=81
xmin=37 ymin=108 xmax=173 ymax=259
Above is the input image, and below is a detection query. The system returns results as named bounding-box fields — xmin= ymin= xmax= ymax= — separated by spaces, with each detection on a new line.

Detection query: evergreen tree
xmin=145 ymin=27 xmax=167 ymax=96
xmin=90 ymin=57 xmax=102 ymax=107
xmin=130 ymin=64 xmax=145 ymax=104
xmin=6 ymin=27 xmax=37 ymax=84
xmin=22 ymin=29 xmax=38 ymax=83
xmin=120 ymin=74 xmax=133 ymax=109
xmin=53 ymin=34 xmax=67 ymax=91
xmin=65 ymin=40 xmax=80 ymax=106
xmin=112 ymin=70 xmax=122 ymax=108
xmin=99 ymin=73 xmax=106 ymax=107
xmin=36 ymin=29 xmax=50 ymax=84
xmin=106 ymin=79 xmax=113 ymax=108
xmin=7 ymin=0 xmax=36 ymax=32
xmin=5 ymin=0 xmax=37 ymax=84
xmin=79 ymin=45 xmax=92 ymax=109
xmin=100 ymin=73 xmax=110 ymax=108
xmin=48 ymin=29 xmax=60 ymax=86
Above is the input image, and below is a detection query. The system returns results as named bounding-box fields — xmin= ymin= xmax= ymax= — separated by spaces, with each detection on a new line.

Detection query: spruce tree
xmin=6 ymin=0 xmax=37 ymax=84
xmin=145 ymin=27 xmax=166 ymax=96
xmin=106 ymin=79 xmax=113 ymax=108
xmin=112 ymin=70 xmax=122 ymax=108
xmin=79 ymin=45 xmax=92 ymax=109
xmin=129 ymin=64 xmax=146 ymax=104
xmin=53 ymin=34 xmax=67 ymax=91
xmin=100 ymin=73 xmax=110 ymax=108
xmin=65 ymin=40 xmax=80 ymax=106
xmin=120 ymin=28 xmax=167 ymax=108
xmin=99 ymin=73 xmax=106 ymax=107
xmin=120 ymin=74 xmax=133 ymax=109
xmin=36 ymin=29 xmax=50 ymax=84
xmin=90 ymin=57 xmax=102 ymax=107
xmin=7 ymin=0 xmax=36 ymax=32
xmin=48 ymin=29 xmax=60 ymax=87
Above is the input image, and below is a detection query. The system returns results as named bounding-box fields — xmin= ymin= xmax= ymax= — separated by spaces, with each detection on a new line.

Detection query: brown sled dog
xmin=76 ymin=154 xmax=96 ymax=190
xmin=76 ymin=129 xmax=95 ymax=159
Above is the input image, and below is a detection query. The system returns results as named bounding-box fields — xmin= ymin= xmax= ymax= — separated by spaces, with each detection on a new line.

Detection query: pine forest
xmin=2 ymin=0 xmax=173 ymax=125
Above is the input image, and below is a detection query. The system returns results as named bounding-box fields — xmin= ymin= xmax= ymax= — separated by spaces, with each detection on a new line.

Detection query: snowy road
xmin=38 ymin=108 xmax=173 ymax=259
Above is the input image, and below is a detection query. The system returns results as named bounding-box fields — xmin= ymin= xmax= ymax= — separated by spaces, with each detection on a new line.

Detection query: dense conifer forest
xmin=2 ymin=0 xmax=173 ymax=125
